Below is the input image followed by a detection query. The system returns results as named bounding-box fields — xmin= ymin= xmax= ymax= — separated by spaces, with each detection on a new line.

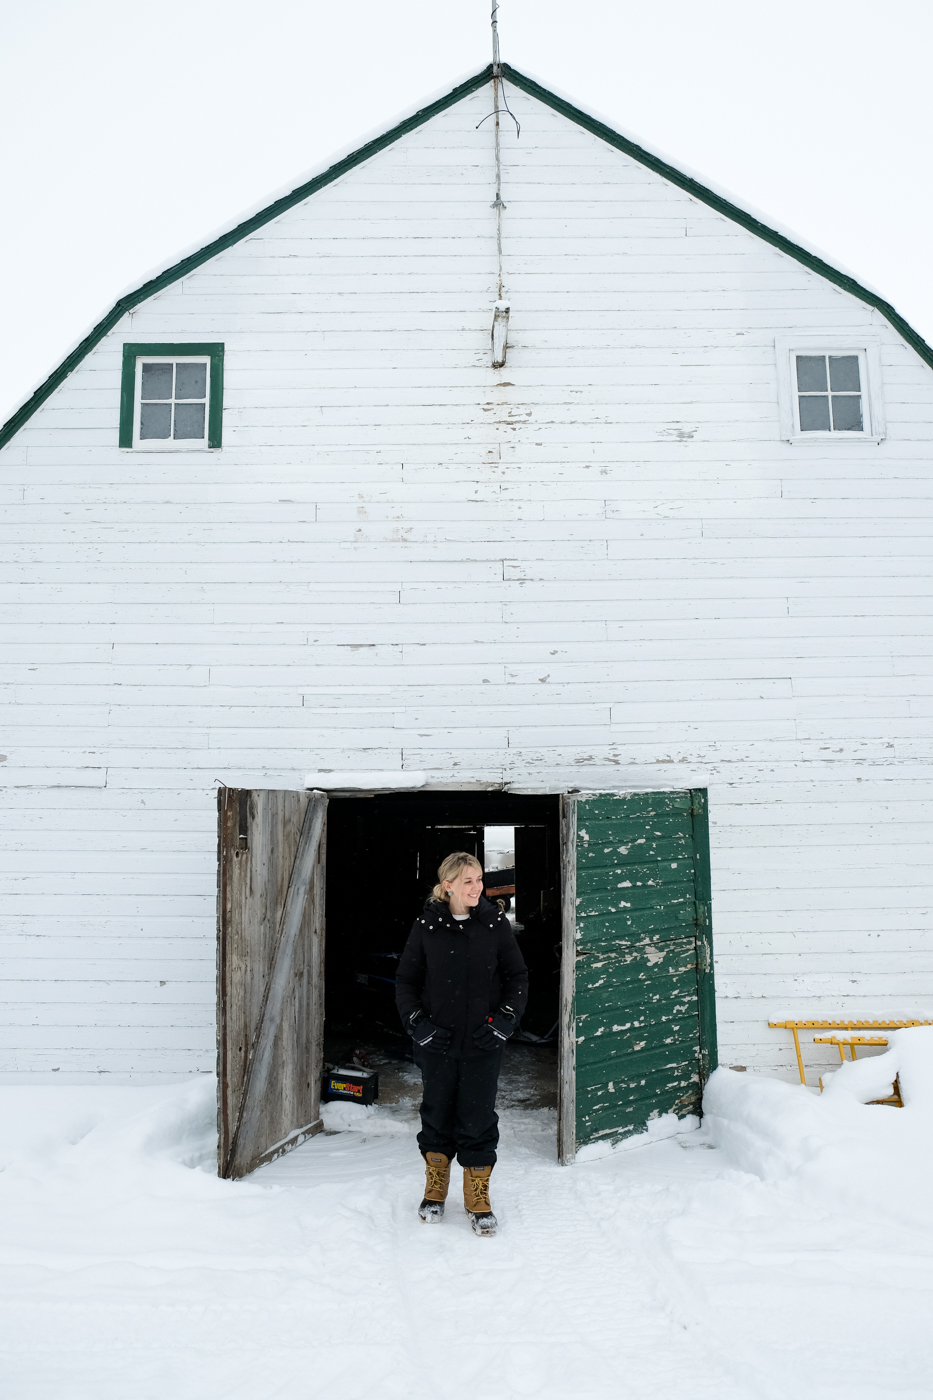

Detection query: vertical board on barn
xmin=570 ymin=789 xmax=717 ymax=1153
xmin=216 ymin=787 xmax=327 ymax=1178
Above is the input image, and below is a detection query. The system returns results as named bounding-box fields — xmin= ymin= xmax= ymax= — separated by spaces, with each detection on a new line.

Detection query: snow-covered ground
xmin=2 ymin=1033 xmax=933 ymax=1399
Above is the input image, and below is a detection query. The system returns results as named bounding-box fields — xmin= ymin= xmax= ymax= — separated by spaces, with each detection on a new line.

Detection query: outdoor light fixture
xmin=492 ymin=301 xmax=510 ymax=368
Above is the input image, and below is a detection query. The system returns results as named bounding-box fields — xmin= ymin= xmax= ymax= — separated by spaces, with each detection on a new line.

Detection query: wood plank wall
xmin=2 ymin=84 xmax=933 ymax=1080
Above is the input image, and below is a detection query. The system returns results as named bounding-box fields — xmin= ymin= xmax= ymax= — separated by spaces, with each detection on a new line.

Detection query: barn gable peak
xmin=2 ymin=60 xmax=932 ymax=451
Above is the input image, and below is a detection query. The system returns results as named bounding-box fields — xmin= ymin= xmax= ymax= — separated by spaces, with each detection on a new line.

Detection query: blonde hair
xmin=432 ymin=851 xmax=482 ymax=903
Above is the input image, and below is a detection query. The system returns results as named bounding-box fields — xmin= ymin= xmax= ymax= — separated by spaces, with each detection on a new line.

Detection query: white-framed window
xmin=134 ymin=355 xmax=210 ymax=448
xmin=775 ymin=336 xmax=885 ymax=442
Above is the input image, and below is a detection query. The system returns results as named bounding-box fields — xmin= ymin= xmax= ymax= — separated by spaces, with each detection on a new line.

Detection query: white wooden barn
xmin=3 ymin=63 xmax=933 ymax=1164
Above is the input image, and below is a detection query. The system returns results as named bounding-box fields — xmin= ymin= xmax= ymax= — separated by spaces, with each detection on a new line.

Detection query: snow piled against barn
xmin=705 ymin=1026 xmax=933 ymax=1230
xmin=2 ymin=1033 xmax=933 ymax=1399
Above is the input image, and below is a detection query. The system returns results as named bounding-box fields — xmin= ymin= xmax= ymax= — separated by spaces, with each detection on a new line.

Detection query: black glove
xmin=472 ymin=1006 xmax=517 ymax=1051
xmin=408 ymin=1012 xmax=452 ymax=1053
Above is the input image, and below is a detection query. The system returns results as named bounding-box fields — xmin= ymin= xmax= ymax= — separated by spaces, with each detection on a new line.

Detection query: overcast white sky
xmin=2 ymin=0 xmax=932 ymax=424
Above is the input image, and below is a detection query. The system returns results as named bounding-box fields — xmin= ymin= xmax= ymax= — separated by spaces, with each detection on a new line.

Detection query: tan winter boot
xmin=463 ymin=1165 xmax=497 ymax=1237
xmin=419 ymin=1151 xmax=450 ymax=1223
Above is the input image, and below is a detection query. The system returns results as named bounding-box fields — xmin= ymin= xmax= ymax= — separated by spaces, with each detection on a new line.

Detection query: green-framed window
xmin=119 ymin=343 xmax=224 ymax=449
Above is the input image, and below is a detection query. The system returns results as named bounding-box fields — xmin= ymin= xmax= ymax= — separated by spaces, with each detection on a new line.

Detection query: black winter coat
xmin=395 ymin=895 xmax=529 ymax=1058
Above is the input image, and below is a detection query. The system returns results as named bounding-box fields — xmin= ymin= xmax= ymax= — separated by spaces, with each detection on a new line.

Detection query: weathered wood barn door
xmin=216 ymin=787 xmax=327 ymax=1178
xmin=558 ymin=789 xmax=717 ymax=1163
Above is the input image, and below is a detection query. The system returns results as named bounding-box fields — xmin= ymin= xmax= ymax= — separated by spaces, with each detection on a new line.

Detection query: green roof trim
xmin=2 ymin=60 xmax=931 ymax=451
xmin=501 ymin=63 xmax=933 ymax=375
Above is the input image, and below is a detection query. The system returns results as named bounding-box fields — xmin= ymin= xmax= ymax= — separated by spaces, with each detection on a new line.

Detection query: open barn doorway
xmin=323 ymin=791 xmax=562 ymax=1126
xmin=217 ymin=784 xmax=715 ymax=1176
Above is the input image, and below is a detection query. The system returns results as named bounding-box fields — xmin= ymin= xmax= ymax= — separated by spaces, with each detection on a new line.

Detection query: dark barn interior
xmin=323 ymin=792 xmax=562 ymax=1110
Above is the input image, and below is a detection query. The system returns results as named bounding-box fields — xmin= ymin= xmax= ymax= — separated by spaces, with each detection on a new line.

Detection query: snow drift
xmin=703 ymin=1026 xmax=933 ymax=1228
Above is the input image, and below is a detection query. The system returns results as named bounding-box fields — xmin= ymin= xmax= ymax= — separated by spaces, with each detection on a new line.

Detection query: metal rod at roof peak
xmin=476 ymin=1 xmax=519 ymax=138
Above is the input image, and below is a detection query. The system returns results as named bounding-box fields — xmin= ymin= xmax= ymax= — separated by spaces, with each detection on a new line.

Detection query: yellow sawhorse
xmin=813 ymin=1034 xmax=904 ymax=1106
xmin=768 ymin=1019 xmax=933 ymax=1088
xmin=814 ymin=1033 xmax=888 ymax=1065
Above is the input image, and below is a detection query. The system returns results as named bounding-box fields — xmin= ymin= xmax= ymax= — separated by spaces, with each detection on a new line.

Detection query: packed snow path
xmin=1 ymin=1066 xmax=932 ymax=1399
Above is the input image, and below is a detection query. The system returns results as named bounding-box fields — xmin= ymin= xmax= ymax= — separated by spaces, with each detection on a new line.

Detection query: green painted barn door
xmin=557 ymin=789 xmax=717 ymax=1162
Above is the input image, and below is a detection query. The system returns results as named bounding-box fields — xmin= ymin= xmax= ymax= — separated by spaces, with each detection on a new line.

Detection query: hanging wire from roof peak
xmin=476 ymin=0 xmax=520 ymax=137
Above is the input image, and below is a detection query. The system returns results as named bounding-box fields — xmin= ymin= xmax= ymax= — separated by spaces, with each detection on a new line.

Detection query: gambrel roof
xmin=3 ymin=61 xmax=932 ymax=451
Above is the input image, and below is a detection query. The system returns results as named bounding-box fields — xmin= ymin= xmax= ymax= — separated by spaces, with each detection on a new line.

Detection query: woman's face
xmin=446 ymin=865 xmax=484 ymax=908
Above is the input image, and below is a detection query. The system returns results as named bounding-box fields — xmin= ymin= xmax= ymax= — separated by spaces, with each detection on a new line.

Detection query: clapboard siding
xmin=2 ymin=79 xmax=933 ymax=1079
xmin=0 ymin=782 xmax=217 ymax=1075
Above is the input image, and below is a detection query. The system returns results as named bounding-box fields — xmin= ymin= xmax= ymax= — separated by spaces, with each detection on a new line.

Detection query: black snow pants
xmin=414 ymin=1045 xmax=504 ymax=1167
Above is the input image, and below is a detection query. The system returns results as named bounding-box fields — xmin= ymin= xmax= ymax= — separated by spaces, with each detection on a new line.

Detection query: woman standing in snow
xmin=395 ymin=851 xmax=528 ymax=1236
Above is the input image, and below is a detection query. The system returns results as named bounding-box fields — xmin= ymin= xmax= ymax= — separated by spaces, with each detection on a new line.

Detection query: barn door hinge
xmin=695 ymin=898 xmax=711 ymax=973
xmin=689 ymin=792 xmax=706 ymax=817
xmin=237 ymin=790 xmax=249 ymax=851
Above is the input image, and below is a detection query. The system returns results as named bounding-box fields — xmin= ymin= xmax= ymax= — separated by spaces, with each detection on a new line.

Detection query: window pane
xmin=139 ymin=402 xmax=172 ymax=439
xmin=173 ymin=403 xmax=206 ymax=439
xmin=796 ymin=355 xmax=827 ymax=392
xmin=175 ymin=363 xmax=207 ymax=400
xmin=140 ymin=363 xmax=173 ymax=400
xmin=799 ymin=395 xmax=831 ymax=431
xmin=829 ymin=355 xmax=860 ymax=392
xmin=831 ymin=395 xmax=863 ymax=432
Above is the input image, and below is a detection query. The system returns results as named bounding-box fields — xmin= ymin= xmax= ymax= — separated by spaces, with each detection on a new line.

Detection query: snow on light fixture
xmin=492 ymin=301 xmax=510 ymax=369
